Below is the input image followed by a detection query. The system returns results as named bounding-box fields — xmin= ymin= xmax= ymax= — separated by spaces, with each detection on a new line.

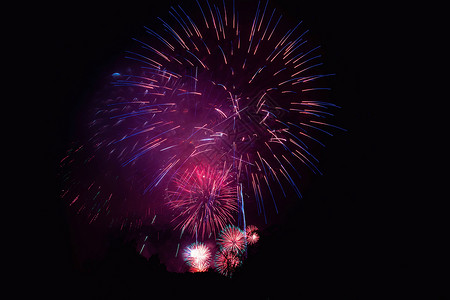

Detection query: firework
xmin=183 ymin=242 xmax=212 ymax=272
xmin=166 ymin=162 xmax=238 ymax=239
xmin=214 ymin=248 xmax=242 ymax=277
xmin=106 ymin=0 xmax=343 ymax=222
xmin=60 ymin=0 xmax=342 ymax=274
xmin=246 ymin=225 xmax=259 ymax=245
xmin=217 ymin=225 xmax=246 ymax=254
xmin=62 ymin=0 xmax=341 ymax=226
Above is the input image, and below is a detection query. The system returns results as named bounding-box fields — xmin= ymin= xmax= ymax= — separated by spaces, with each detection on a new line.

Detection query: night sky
xmin=45 ymin=0 xmax=430 ymax=298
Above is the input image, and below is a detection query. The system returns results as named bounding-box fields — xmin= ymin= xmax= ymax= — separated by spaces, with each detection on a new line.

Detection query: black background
xmin=45 ymin=0 xmax=435 ymax=298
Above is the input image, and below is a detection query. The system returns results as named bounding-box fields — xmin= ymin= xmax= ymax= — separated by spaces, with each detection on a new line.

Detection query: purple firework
xmin=106 ymin=0 xmax=340 ymax=219
xmin=60 ymin=0 xmax=343 ymax=273
xmin=217 ymin=225 xmax=247 ymax=254
xmin=166 ymin=162 xmax=238 ymax=239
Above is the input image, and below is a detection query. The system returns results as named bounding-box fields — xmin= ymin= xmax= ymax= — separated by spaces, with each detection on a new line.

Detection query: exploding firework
xmin=166 ymin=162 xmax=238 ymax=238
xmin=60 ymin=0 xmax=343 ymax=273
xmin=94 ymin=0 xmax=343 ymax=223
xmin=246 ymin=225 xmax=259 ymax=245
xmin=61 ymin=0 xmax=342 ymax=227
xmin=217 ymin=225 xmax=246 ymax=254
xmin=183 ymin=242 xmax=212 ymax=272
xmin=214 ymin=248 xmax=242 ymax=277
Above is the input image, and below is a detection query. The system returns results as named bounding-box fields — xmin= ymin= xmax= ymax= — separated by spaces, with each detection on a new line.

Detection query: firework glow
xmin=183 ymin=242 xmax=212 ymax=272
xmin=59 ymin=0 xmax=344 ymax=274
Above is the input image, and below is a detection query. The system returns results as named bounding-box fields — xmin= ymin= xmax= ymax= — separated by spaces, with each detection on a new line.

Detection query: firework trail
xmin=183 ymin=242 xmax=212 ymax=272
xmin=60 ymin=0 xmax=343 ymax=273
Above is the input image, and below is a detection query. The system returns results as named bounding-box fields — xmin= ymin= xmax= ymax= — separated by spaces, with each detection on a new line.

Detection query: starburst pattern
xmin=214 ymin=248 xmax=242 ymax=277
xmin=59 ymin=0 xmax=343 ymax=275
xmin=183 ymin=242 xmax=212 ymax=272
xmin=166 ymin=163 xmax=238 ymax=238
xmin=246 ymin=225 xmax=259 ymax=245
xmin=217 ymin=225 xmax=246 ymax=254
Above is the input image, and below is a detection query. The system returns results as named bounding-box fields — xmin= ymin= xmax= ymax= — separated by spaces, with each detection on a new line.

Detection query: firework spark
xmin=183 ymin=242 xmax=212 ymax=272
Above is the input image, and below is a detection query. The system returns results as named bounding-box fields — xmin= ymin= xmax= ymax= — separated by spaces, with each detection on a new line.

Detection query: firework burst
xmin=214 ymin=248 xmax=242 ymax=277
xmin=217 ymin=225 xmax=246 ymax=254
xmin=60 ymin=0 xmax=343 ymax=274
xmin=61 ymin=0 xmax=342 ymax=227
xmin=246 ymin=225 xmax=259 ymax=245
xmin=105 ymin=0 xmax=343 ymax=223
xmin=166 ymin=162 xmax=238 ymax=238
xmin=183 ymin=242 xmax=212 ymax=272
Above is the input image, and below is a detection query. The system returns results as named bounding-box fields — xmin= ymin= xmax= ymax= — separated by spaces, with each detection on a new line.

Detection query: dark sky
xmin=45 ymin=0 xmax=427 ymax=298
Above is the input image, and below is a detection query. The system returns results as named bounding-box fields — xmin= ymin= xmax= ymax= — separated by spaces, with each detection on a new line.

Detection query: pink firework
xmin=183 ymin=242 xmax=212 ymax=272
xmin=246 ymin=225 xmax=260 ymax=245
xmin=167 ymin=163 xmax=238 ymax=238
xmin=59 ymin=0 xmax=343 ymax=274
xmin=217 ymin=225 xmax=246 ymax=254
xmin=214 ymin=248 xmax=242 ymax=277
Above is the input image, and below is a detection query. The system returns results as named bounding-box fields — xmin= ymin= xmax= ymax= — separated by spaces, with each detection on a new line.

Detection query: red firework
xmin=214 ymin=248 xmax=242 ymax=277
xmin=167 ymin=163 xmax=238 ymax=238
xmin=217 ymin=225 xmax=246 ymax=253
xmin=246 ymin=225 xmax=260 ymax=245
xmin=183 ymin=242 xmax=212 ymax=272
